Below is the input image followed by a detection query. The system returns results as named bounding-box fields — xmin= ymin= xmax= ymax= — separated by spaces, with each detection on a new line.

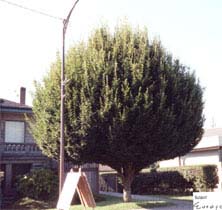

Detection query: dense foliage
xmin=100 ymin=165 xmax=218 ymax=195
xmin=158 ymin=165 xmax=219 ymax=192
xmin=16 ymin=169 xmax=58 ymax=200
xmin=132 ymin=171 xmax=192 ymax=195
xmin=31 ymin=23 xmax=204 ymax=201
xmin=133 ymin=165 xmax=218 ymax=194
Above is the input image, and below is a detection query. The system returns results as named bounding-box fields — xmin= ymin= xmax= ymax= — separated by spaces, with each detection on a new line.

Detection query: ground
xmin=101 ymin=191 xmax=193 ymax=210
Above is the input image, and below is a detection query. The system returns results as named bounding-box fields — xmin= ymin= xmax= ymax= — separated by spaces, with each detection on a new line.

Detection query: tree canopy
xmin=31 ymin=23 xmax=204 ymax=201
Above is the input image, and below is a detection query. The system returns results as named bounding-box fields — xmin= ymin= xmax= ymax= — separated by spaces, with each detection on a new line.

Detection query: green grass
xmin=67 ymin=195 xmax=172 ymax=210
xmin=5 ymin=197 xmax=56 ymax=210
xmin=142 ymin=194 xmax=193 ymax=202
xmin=5 ymin=194 xmax=173 ymax=210
xmin=165 ymin=195 xmax=193 ymax=201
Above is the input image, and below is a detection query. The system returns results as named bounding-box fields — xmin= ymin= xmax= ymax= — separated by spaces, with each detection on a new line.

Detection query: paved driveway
xmin=100 ymin=191 xmax=193 ymax=210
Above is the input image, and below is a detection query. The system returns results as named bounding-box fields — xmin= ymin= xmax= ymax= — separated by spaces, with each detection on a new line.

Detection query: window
xmin=5 ymin=121 xmax=25 ymax=143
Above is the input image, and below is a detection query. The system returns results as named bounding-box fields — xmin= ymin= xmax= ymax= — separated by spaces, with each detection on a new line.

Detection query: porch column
xmin=0 ymin=171 xmax=4 ymax=207
xmin=5 ymin=164 xmax=12 ymax=194
xmin=218 ymin=149 xmax=222 ymax=191
xmin=218 ymin=162 xmax=222 ymax=191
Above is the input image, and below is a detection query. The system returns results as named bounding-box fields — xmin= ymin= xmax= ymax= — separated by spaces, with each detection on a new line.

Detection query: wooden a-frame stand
xmin=57 ymin=168 xmax=96 ymax=210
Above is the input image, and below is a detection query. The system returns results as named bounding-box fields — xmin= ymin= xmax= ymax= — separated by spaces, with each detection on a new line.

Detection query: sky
xmin=0 ymin=0 xmax=221 ymax=128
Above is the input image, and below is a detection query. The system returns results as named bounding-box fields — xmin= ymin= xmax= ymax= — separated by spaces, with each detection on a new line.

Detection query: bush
xmin=203 ymin=165 xmax=219 ymax=191
xmin=100 ymin=164 xmax=218 ymax=195
xmin=131 ymin=171 xmax=193 ymax=195
xmin=16 ymin=169 xmax=58 ymax=200
xmin=158 ymin=165 xmax=219 ymax=192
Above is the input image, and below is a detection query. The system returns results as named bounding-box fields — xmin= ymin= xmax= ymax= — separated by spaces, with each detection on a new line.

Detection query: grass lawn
xmin=144 ymin=195 xmax=193 ymax=202
xmin=67 ymin=195 xmax=172 ymax=210
xmin=4 ymin=197 xmax=56 ymax=210
xmin=6 ymin=194 xmax=173 ymax=210
xmin=166 ymin=195 xmax=193 ymax=201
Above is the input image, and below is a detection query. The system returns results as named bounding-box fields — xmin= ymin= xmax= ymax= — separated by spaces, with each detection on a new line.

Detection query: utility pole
xmin=59 ymin=0 xmax=80 ymax=194
xmin=0 ymin=0 xmax=80 ymax=195
xmin=0 ymin=0 xmax=79 ymax=193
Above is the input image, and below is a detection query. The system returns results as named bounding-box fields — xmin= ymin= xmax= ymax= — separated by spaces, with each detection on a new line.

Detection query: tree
xmin=31 ymin=23 xmax=204 ymax=202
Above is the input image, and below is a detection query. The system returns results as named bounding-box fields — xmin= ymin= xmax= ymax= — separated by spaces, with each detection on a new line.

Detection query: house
xmin=159 ymin=128 xmax=222 ymax=191
xmin=0 ymin=87 xmax=99 ymax=205
xmin=0 ymin=87 xmax=50 ymax=199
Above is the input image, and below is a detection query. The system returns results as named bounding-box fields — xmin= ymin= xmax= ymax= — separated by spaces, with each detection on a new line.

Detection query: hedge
xmin=132 ymin=171 xmax=192 ymax=195
xmin=157 ymin=165 xmax=219 ymax=192
xmin=100 ymin=164 xmax=219 ymax=195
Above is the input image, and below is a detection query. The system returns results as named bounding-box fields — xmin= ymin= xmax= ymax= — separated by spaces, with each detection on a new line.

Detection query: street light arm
xmin=63 ymin=0 xmax=80 ymax=34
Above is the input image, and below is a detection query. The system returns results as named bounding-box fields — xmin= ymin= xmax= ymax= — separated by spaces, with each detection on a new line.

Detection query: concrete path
xmin=100 ymin=191 xmax=193 ymax=210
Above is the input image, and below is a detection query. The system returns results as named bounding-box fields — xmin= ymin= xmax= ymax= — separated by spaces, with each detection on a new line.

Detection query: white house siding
xmin=159 ymin=151 xmax=220 ymax=167
xmin=195 ymin=136 xmax=220 ymax=148
xmin=159 ymin=157 xmax=180 ymax=168
xmin=182 ymin=150 xmax=219 ymax=165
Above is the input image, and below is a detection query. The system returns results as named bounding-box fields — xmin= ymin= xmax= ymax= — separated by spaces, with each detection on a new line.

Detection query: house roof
xmin=99 ymin=165 xmax=115 ymax=173
xmin=0 ymin=98 xmax=32 ymax=113
xmin=203 ymin=128 xmax=222 ymax=137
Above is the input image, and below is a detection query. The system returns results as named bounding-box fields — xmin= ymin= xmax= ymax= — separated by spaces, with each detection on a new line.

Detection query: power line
xmin=0 ymin=0 xmax=63 ymax=21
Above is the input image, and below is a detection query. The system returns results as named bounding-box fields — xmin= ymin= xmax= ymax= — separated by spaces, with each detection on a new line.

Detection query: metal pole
xmin=59 ymin=0 xmax=80 ymax=195
xmin=59 ymin=22 xmax=65 ymax=195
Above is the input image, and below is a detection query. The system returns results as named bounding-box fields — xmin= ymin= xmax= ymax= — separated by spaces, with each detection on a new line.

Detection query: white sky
xmin=0 ymin=0 xmax=221 ymax=128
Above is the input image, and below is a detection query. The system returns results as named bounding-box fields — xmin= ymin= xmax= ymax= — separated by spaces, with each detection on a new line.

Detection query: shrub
xmin=100 ymin=164 xmax=218 ymax=195
xmin=203 ymin=165 xmax=219 ymax=191
xmin=158 ymin=165 xmax=219 ymax=192
xmin=16 ymin=168 xmax=58 ymax=200
xmin=131 ymin=171 xmax=193 ymax=195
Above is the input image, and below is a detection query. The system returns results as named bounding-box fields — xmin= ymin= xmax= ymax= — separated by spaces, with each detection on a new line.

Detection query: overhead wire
xmin=0 ymin=0 xmax=64 ymax=21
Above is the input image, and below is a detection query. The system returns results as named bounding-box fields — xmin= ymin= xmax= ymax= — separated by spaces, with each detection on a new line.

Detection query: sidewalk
xmin=100 ymin=191 xmax=193 ymax=210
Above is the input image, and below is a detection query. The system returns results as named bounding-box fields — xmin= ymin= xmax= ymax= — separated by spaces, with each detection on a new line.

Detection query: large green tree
xmin=31 ymin=23 xmax=204 ymax=201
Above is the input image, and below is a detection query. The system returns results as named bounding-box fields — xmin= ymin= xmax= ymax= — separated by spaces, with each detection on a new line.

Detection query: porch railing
xmin=0 ymin=143 xmax=41 ymax=153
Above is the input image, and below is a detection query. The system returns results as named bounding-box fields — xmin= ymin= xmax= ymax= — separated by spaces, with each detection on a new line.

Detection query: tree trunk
xmin=122 ymin=175 xmax=133 ymax=202
xmin=118 ymin=164 xmax=136 ymax=202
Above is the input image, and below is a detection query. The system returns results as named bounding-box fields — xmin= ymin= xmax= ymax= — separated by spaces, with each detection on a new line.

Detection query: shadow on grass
xmin=137 ymin=201 xmax=174 ymax=209
xmin=3 ymin=194 xmax=174 ymax=210
xmin=2 ymin=197 xmax=56 ymax=210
